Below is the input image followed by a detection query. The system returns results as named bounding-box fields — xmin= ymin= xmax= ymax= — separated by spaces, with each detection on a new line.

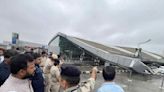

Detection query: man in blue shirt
xmin=97 ymin=66 xmax=124 ymax=92
xmin=30 ymin=53 xmax=44 ymax=92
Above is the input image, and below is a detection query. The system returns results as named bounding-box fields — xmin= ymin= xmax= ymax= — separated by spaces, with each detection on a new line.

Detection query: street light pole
xmin=135 ymin=39 xmax=151 ymax=58
xmin=137 ymin=39 xmax=151 ymax=48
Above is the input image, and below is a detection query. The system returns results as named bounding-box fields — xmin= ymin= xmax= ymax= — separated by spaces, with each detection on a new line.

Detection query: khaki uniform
xmin=40 ymin=56 xmax=47 ymax=70
xmin=50 ymin=66 xmax=60 ymax=92
xmin=64 ymin=78 xmax=95 ymax=92
xmin=43 ymin=58 xmax=54 ymax=92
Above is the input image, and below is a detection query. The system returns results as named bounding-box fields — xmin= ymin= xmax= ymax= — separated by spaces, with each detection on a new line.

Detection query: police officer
xmin=50 ymin=59 xmax=61 ymax=92
xmin=59 ymin=64 xmax=97 ymax=92
xmin=43 ymin=53 xmax=58 ymax=92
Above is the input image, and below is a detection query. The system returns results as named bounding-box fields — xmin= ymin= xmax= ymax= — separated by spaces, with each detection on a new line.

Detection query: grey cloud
xmin=0 ymin=0 xmax=164 ymax=54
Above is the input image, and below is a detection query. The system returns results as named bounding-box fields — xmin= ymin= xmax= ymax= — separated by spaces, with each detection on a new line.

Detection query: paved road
xmin=78 ymin=66 xmax=164 ymax=92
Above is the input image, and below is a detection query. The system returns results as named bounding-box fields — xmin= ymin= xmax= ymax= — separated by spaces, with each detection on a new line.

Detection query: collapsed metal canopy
xmin=49 ymin=33 xmax=155 ymax=74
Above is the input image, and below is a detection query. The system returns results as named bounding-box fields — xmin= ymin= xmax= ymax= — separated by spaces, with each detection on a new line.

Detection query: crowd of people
xmin=0 ymin=47 xmax=124 ymax=92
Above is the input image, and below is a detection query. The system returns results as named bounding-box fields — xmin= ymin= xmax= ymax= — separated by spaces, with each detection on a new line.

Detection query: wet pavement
xmin=78 ymin=66 xmax=164 ymax=92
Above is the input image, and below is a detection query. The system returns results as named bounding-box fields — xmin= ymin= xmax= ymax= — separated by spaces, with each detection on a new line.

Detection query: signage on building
xmin=12 ymin=32 xmax=19 ymax=44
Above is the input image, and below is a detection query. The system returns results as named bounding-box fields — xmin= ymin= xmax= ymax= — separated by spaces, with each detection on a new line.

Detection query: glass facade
xmin=49 ymin=36 xmax=105 ymax=65
xmin=50 ymin=36 xmax=60 ymax=47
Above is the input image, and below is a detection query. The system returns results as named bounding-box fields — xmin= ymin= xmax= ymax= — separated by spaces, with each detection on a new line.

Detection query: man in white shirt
xmin=40 ymin=51 xmax=47 ymax=70
xmin=0 ymin=54 xmax=36 ymax=92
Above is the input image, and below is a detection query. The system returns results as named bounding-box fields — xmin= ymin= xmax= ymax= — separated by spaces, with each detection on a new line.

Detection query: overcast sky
xmin=0 ymin=0 xmax=164 ymax=54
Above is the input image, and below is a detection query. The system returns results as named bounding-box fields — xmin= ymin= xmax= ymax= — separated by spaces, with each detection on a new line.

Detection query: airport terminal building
xmin=48 ymin=32 xmax=164 ymax=74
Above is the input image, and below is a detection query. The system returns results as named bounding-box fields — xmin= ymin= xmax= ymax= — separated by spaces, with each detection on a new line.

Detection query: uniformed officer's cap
xmin=61 ymin=64 xmax=81 ymax=78
xmin=51 ymin=53 xmax=58 ymax=59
